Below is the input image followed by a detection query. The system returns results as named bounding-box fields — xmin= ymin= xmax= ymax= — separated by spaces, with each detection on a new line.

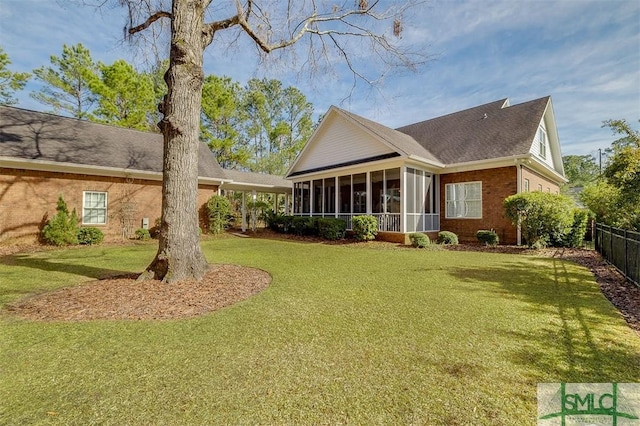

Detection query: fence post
xmin=624 ymin=228 xmax=628 ymax=279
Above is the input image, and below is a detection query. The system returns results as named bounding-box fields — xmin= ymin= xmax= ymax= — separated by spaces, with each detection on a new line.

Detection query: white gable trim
xmin=287 ymin=106 xmax=407 ymax=177
xmin=527 ymin=99 xmax=564 ymax=177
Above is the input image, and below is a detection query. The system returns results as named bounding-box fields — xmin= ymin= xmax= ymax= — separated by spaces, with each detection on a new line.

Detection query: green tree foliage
xmin=90 ymin=59 xmax=157 ymax=130
xmin=242 ymin=78 xmax=314 ymax=175
xmin=0 ymin=46 xmax=30 ymax=105
xmin=581 ymin=119 xmax=640 ymax=231
xmin=42 ymin=196 xmax=80 ymax=246
xmin=31 ymin=43 xmax=99 ymax=118
xmin=503 ymin=192 xmax=575 ymax=248
xmin=562 ymin=154 xmax=599 ymax=188
xmin=201 ymin=75 xmax=250 ymax=169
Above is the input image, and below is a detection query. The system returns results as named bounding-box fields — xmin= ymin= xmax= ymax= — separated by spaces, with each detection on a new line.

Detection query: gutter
xmin=0 ymin=156 xmax=228 ymax=186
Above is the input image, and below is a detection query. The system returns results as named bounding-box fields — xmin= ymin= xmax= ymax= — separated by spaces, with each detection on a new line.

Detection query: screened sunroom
xmin=292 ymin=165 xmax=440 ymax=233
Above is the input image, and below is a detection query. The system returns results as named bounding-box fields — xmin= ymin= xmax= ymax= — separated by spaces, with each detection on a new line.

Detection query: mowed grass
xmin=1 ymin=237 xmax=639 ymax=425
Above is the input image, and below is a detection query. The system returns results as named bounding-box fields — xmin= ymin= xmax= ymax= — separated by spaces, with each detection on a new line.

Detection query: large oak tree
xmin=118 ymin=0 xmax=425 ymax=283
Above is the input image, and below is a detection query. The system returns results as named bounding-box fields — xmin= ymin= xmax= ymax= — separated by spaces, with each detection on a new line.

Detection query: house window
xmin=537 ymin=184 xmax=543 ymax=192
xmin=538 ymin=127 xmax=547 ymax=159
xmin=83 ymin=191 xmax=107 ymax=224
xmin=445 ymin=181 xmax=482 ymax=219
xmin=523 ymin=178 xmax=530 ymax=192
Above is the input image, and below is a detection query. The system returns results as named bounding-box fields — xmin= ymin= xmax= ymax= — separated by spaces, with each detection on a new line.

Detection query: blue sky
xmin=1 ymin=0 xmax=638 ymax=157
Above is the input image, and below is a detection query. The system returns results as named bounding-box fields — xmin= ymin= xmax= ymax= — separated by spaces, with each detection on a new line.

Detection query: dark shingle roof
xmin=0 ymin=105 xmax=225 ymax=179
xmin=396 ymin=97 xmax=550 ymax=164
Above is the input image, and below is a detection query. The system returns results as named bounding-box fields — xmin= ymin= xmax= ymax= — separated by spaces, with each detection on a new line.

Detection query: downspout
xmin=516 ymin=160 xmax=522 ymax=246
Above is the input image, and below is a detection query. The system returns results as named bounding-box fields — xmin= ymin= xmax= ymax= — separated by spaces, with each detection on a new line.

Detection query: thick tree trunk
xmin=140 ymin=0 xmax=209 ymax=283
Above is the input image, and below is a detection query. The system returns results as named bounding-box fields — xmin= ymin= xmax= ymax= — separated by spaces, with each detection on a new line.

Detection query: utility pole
xmin=598 ymin=148 xmax=602 ymax=174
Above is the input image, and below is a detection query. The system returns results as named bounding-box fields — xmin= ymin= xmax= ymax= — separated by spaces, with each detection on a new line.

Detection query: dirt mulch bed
xmin=6 ymin=264 xmax=271 ymax=322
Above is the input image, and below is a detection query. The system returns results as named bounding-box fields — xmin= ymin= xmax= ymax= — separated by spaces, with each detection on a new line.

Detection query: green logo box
xmin=538 ymin=383 xmax=640 ymax=425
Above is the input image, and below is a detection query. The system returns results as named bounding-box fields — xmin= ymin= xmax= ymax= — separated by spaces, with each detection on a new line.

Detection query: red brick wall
xmin=522 ymin=167 xmax=560 ymax=194
xmin=0 ymin=168 xmax=218 ymax=243
xmin=439 ymin=166 xmax=518 ymax=244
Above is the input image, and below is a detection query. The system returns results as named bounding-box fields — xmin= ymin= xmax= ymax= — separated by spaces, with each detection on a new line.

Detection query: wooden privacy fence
xmin=595 ymin=223 xmax=640 ymax=287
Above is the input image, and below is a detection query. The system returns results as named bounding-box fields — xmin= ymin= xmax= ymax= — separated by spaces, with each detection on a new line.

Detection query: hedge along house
xmin=0 ymin=105 xmax=291 ymax=243
xmin=286 ymin=96 xmax=566 ymax=244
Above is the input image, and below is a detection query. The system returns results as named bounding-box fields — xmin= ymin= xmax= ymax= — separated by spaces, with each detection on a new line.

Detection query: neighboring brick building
xmin=0 ymin=106 xmax=291 ymax=243
xmin=286 ymin=97 xmax=566 ymax=244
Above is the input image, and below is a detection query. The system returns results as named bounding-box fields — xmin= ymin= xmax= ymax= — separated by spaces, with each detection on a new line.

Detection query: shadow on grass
xmin=0 ymin=252 xmax=133 ymax=280
xmin=447 ymin=256 xmax=640 ymax=383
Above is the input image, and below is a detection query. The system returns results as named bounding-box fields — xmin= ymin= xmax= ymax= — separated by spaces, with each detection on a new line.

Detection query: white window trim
xmin=538 ymin=126 xmax=547 ymax=159
xmin=82 ymin=191 xmax=108 ymax=225
xmin=445 ymin=181 xmax=482 ymax=219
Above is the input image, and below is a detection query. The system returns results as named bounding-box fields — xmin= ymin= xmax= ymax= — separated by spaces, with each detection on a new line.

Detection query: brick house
xmin=286 ymin=97 xmax=567 ymax=244
xmin=0 ymin=106 xmax=291 ymax=243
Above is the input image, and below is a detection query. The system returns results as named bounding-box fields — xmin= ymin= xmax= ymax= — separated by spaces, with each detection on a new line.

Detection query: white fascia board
xmin=219 ymin=182 xmax=291 ymax=193
xmin=288 ymin=157 xmax=408 ymax=182
xmin=442 ymin=154 xmax=528 ymax=173
xmin=407 ymin=154 xmax=445 ymax=169
xmin=0 ymin=157 xmax=226 ymax=185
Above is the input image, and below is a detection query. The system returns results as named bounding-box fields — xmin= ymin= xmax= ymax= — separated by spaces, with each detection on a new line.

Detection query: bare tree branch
xmin=128 ymin=10 xmax=171 ymax=35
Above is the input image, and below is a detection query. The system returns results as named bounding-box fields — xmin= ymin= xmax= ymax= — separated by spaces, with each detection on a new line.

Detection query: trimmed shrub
xmin=42 ymin=196 xmax=79 ymax=246
xmin=564 ymin=209 xmax=590 ymax=248
xmin=409 ymin=232 xmax=430 ymax=248
xmin=352 ymin=215 xmax=378 ymax=241
xmin=77 ymin=227 xmax=104 ymax=245
xmin=437 ymin=231 xmax=459 ymax=245
xmin=134 ymin=228 xmax=151 ymax=240
xmin=477 ymin=229 xmax=499 ymax=246
xmin=292 ymin=216 xmax=319 ymax=236
xmin=206 ymin=195 xmax=233 ymax=234
xmin=317 ymin=218 xmax=347 ymax=240
xmin=504 ymin=192 xmax=574 ymax=248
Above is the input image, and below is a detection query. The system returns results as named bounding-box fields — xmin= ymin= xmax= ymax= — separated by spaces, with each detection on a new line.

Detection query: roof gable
xmin=0 ymin=105 xmax=225 ymax=179
xmin=287 ymin=107 xmax=398 ymax=176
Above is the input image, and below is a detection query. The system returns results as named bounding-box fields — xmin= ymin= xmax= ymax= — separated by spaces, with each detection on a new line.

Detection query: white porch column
xmin=251 ymin=190 xmax=257 ymax=231
xmin=401 ymin=166 xmax=407 ymax=233
xmin=241 ymin=191 xmax=247 ymax=232
xmin=274 ymin=193 xmax=279 ymax=215
xmin=285 ymin=193 xmax=290 ymax=215
xmin=366 ymin=172 xmax=372 ymax=214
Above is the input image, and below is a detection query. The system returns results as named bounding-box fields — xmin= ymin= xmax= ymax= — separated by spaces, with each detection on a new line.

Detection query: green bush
xmin=477 ymin=230 xmax=499 ymax=246
xmin=504 ymin=192 xmax=574 ymax=248
xmin=437 ymin=231 xmax=459 ymax=245
xmin=292 ymin=216 xmax=319 ymax=236
xmin=409 ymin=233 xmax=430 ymax=248
xmin=134 ymin=228 xmax=151 ymax=240
xmin=77 ymin=227 xmax=104 ymax=245
xmin=42 ymin=196 xmax=80 ymax=246
xmin=352 ymin=215 xmax=378 ymax=241
xmin=564 ymin=209 xmax=590 ymax=248
xmin=206 ymin=195 xmax=233 ymax=234
xmin=317 ymin=218 xmax=347 ymax=240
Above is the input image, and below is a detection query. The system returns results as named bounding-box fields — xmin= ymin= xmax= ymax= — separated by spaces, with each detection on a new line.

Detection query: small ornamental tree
xmin=42 ymin=196 xmax=80 ymax=246
xmin=206 ymin=195 xmax=232 ymax=234
xmin=503 ymin=192 xmax=574 ymax=248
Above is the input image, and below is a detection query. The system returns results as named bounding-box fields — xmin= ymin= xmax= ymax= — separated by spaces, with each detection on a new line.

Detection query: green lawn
xmin=1 ymin=237 xmax=639 ymax=425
